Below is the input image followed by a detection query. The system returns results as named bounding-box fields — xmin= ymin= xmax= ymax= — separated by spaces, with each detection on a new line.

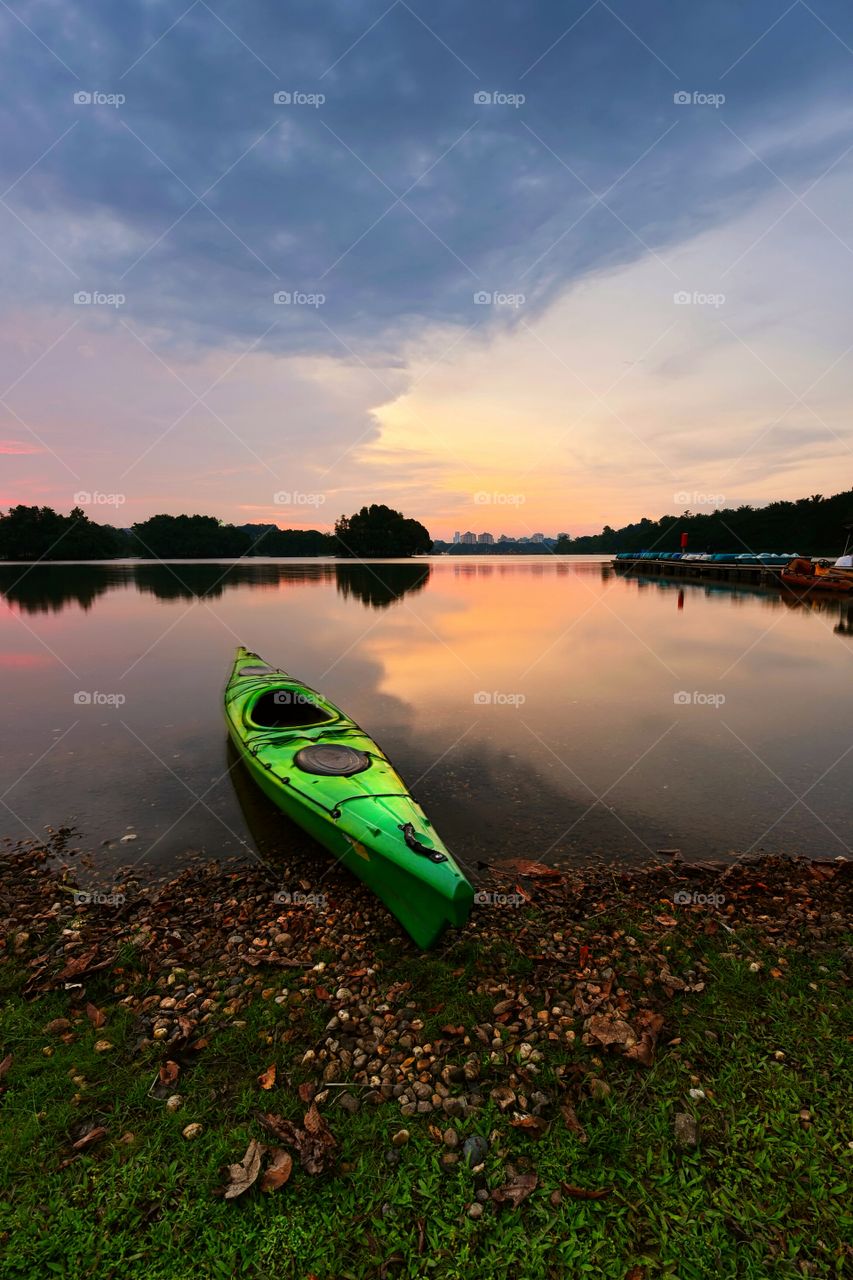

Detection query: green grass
xmin=0 ymin=934 xmax=849 ymax=1279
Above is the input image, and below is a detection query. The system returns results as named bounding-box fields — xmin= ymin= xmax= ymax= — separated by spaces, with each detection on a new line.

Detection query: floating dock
xmin=611 ymin=557 xmax=787 ymax=588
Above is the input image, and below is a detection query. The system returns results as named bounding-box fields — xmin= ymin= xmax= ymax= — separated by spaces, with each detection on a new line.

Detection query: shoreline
xmin=2 ymin=833 xmax=850 ymax=1277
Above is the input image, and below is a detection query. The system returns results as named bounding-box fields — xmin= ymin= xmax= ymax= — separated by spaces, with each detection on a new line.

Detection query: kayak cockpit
xmin=246 ymin=688 xmax=337 ymax=730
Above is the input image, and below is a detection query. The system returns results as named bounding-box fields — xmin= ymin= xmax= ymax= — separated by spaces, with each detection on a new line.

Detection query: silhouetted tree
xmin=0 ymin=505 xmax=124 ymax=560
xmin=334 ymin=504 xmax=432 ymax=558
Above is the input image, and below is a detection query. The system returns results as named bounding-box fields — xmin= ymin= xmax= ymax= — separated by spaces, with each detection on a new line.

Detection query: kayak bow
xmin=224 ymin=647 xmax=474 ymax=949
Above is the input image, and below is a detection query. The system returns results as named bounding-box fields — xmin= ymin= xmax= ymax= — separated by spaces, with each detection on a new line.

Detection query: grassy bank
xmin=0 ymin=839 xmax=850 ymax=1279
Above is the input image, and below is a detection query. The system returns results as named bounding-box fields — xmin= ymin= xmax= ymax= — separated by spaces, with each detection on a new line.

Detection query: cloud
xmin=2 ymin=1 xmax=853 ymax=359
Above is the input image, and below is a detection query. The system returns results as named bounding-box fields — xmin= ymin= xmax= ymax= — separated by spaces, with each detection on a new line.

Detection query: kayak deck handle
xmin=400 ymin=822 xmax=448 ymax=863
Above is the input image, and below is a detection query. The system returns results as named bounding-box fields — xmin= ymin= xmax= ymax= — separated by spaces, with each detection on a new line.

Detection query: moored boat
xmin=224 ymin=647 xmax=474 ymax=949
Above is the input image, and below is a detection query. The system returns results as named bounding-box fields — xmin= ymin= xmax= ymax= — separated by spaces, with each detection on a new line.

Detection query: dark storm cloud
xmin=2 ymin=0 xmax=853 ymax=352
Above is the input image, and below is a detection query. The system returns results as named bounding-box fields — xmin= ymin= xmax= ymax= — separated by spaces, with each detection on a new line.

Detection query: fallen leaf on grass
xmin=624 ymin=1011 xmax=665 ymax=1068
xmin=560 ymin=1181 xmax=613 ymax=1200
xmin=258 ymin=1103 xmax=337 ymax=1175
xmin=490 ymin=1085 xmax=516 ymax=1113
xmin=71 ymin=1125 xmax=108 ymax=1151
xmin=584 ymin=1014 xmax=636 ymax=1050
xmin=220 ymin=1138 xmax=265 ymax=1200
xmin=491 ymin=1170 xmax=538 ymax=1208
xmin=559 ymin=1100 xmax=588 ymax=1143
xmin=297 ymin=1082 xmax=315 ymax=1104
xmin=159 ymin=1060 xmax=180 ymax=1086
xmin=44 ymin=1018 xmax=72 ymax=1035
xmin=257 ymin=1064 xmax=276 ymax=1090
xmin=85 ymin=1003 xmax=106 ymax=1029
xmin=0 ymin=1053 xmax=12 ymax=1082
xmin=655 ymin=915 xmax=677 ymax=928
xmin=509 ymin=1112 xmax=548 ymax=1137
xmin=260 ymin=1148 xmax=293 ymax=1192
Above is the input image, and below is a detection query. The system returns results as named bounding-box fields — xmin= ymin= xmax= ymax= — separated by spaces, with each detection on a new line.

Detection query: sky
xmin=1 ymin=0 xmax=853 ymax=539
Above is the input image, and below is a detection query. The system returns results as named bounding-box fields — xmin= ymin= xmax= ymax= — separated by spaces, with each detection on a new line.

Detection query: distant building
xmin=460 ymin=531 xmax=477 ymax=545
xmin=477 ymin=531 xmax=495 ymax=544
xmin=452 ymin=531 xmax=461 ymax=544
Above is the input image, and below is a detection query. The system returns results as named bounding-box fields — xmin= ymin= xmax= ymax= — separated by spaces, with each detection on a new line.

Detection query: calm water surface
xmin=1 ymin=557 xmax=850 ymax=876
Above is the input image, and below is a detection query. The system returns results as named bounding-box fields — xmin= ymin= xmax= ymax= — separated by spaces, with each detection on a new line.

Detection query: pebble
xmin=182 ymin=1123 xmax=203 ymax=1139
xmin=673 ymin=1113 xmax=698 ymax=1147
xmin=443 ymin=1128 xmax=459 ymax=1148
xmin=93 ymin=1040 xmax=113 ymax=1053
xmin=467 ymin=1202 xmax=483 ymax=1219
xmin=165 ymin=1094 xmax=183 ymax=1112
xmin=338 ymin=1092 xmax=360 ymax=1115
xmin=391 ymin=1129 xmax=410 ymax=1147
xmin=462 ymin=1134 xmax=488 ymax=1166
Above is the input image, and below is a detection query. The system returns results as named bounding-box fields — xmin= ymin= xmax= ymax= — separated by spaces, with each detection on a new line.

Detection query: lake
xmin=1 ymin=556 xmax=850 ymax=880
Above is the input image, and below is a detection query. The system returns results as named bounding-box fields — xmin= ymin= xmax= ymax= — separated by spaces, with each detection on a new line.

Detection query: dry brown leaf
xmin=624 ymin=1011 xmax=665 ymax=1068
xmin=85 ymin=1003 xmax=106 ymax=1029
xmin=0 ymin=1053 xmax=12 ymax=1082
xmin=221 ymin=1138 xmax=265 ymax=1200
xmin=257 ymin=1064 xmax=277 ymax=1090
xmin=655 ymin=915 xmax=678 ymax=928
xmin=297 ymin=1082 xmax=315 ymax=1104
xmin=71 ymin=1125 xmax=108 ymax=1151
xmin=509 ymin=1112 xmax=548 ymax=1137
xmin=491 ymin=1171 xmax=538 ymax=1207
xmin=159 ymin=1060 xmax=180 ymax=1086
xmin=260 ymin=1148 xmax=293 ymax=1192
xmin=490 ymin=1085 xmax=516 ymax=1113
xmin=560 ymin=1100 xmax=588 ymax=1143
xmin=560 ymin=1181 xmax=613 ymax=1200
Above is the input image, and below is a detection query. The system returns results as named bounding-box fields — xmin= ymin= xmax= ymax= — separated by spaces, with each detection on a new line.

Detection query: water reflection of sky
xmin=0 ymin=556 xmax=850 ymax=875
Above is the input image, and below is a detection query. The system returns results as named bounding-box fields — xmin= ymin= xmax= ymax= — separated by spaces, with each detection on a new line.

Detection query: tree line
xmin=0 ymin=504 xmax=431 ymax=561
xmin=555 ymin=490 xmax=853 ymax=556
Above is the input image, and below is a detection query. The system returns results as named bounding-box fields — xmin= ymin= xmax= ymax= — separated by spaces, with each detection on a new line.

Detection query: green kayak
xmin=224 ymin=647 xmax=474 ymax=949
